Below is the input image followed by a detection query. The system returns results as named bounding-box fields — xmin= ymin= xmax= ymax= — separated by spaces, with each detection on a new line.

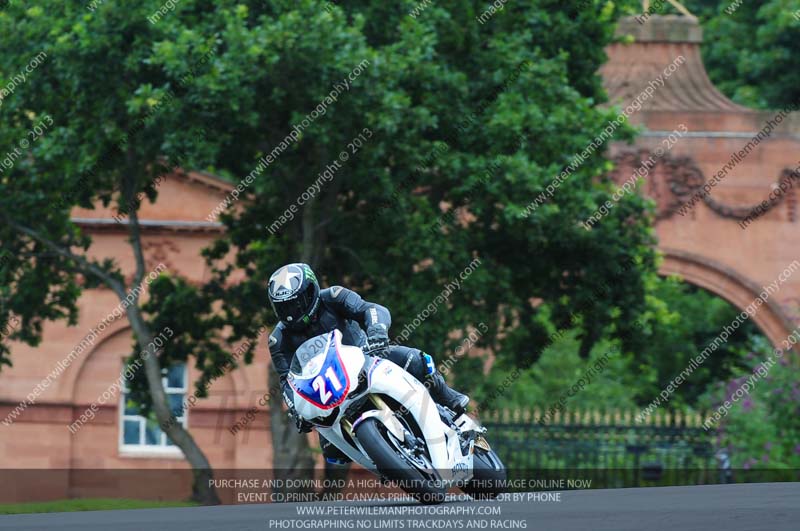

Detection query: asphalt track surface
xmin=1 ymin=482 xmax=797 ymax=531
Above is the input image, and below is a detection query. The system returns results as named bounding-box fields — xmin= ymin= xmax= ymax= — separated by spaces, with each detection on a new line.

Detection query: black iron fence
xmin=482 ymin=408 xmax=726 ymax=489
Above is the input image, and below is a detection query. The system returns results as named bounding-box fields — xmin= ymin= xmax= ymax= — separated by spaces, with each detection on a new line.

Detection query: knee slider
xmin=421 ymin=352 xmax=436 ymax=375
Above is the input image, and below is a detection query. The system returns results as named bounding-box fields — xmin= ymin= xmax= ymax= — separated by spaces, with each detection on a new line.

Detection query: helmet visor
xmin=272 ymin=282 xmax=317 ymax=324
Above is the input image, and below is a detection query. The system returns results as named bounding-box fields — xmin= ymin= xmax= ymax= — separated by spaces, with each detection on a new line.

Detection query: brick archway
xmin=602 ymin=15 xmax=800 ymax=353
xmin=660 ymin=249 xmax=797 ymax=351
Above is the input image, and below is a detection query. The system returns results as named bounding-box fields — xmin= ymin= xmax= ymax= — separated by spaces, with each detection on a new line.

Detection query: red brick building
xmin=1 ymin=170 xmax=274 ymax=502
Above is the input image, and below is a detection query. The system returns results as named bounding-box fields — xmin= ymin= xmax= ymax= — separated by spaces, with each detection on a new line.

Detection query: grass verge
xmin=0 ymin=498 xmax=198 ymax=515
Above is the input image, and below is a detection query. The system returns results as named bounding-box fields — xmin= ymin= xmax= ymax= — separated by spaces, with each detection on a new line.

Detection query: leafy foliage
xmin=462 ymin=278 xmax=767 ymax=412
xmin=701 ymin=347 xmax=800 ymax=469
xmin=0 ymin=0 xmax=220 ymax=374
xmin=682 ymin=0 xmax=800 ymax=109
xmin=200 ymin=0 xmax=659 ymax=377
xmin=465 ymin=330 xmax=639 ymax=414
xmin=631 ymin=277 xmax=761 ymax=407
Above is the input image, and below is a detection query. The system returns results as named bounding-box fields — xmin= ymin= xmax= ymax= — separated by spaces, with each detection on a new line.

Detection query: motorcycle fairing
xmin=289 ymin=331 xmax=350 ymax=410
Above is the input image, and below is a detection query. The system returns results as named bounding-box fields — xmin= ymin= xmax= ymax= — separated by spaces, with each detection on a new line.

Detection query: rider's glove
xmin=281 ymin=378 xmax=295 ymax=409
xmin=366 ymin=323 xmax=390 ymax=357
xmin=290 ymin=410 xmax=313 ymax=433
xmin=281 ymin=378 xmax=313 ymax=433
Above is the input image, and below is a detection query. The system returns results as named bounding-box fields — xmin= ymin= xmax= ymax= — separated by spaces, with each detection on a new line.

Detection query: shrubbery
xmin=702 ymin=344 xmax=800 ymax=469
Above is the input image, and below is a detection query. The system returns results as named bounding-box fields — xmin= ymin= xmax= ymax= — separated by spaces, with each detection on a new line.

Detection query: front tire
xmin=354 ymin=417 xmax=446 ymax=505
xmin=461 ymin=447 xmax=507 ymax=500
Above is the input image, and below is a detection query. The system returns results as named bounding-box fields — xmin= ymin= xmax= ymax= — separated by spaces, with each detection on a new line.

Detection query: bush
xmin=471 ymin=329 xmax=638 ymax=414
xmin=701 ymin=345 xmax=800 ymax=469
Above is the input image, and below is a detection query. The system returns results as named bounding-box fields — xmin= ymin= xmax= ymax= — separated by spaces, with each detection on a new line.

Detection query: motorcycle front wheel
xmin=354 ymin=417 xmax=446 ymax=505
xmin=460 ymin=447 xmax=507 ymax=500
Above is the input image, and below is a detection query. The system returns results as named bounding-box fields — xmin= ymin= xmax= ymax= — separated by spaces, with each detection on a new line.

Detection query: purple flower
xmin=742 ymin=398 xmax=754 ymax=411
xmin=762 ymin=454 xmax=769 ymax=463
xmin=794 ymin=444 xmax=800 ymax=455
xmin=765 ymin=442 xmax=773 ymax=451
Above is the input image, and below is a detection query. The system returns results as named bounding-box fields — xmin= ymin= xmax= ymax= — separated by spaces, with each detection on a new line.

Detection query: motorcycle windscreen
xmin=288 ymin=331 xmax=350 ymax=409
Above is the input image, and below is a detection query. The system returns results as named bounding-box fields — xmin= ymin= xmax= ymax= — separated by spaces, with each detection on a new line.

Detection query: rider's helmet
xmin=268 ymin=263 xmax=321 ymax=330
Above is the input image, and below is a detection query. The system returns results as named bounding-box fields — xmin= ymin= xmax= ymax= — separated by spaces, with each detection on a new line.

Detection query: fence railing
xmin=482 ymin=408 xmax=724 ymax=489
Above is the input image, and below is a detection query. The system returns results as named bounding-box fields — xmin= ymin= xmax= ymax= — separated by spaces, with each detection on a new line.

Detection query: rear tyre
xmin=354 ymin=417 xmax=446 ymax=505
xmin=461 ymin=447 xmax=507 ymax=500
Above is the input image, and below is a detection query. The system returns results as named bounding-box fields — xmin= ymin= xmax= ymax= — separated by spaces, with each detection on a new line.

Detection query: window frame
xmin=118 ymin=363 xmax=188 ymax=458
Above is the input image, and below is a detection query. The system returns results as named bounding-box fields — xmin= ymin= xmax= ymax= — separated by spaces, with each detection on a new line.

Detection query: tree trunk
xmin=3 ymin=216 xmax=221 ymax=504
xmin=579 ymin=322 xmax=600 ymax=360
xmin=118 ymin=164 xmax=221 ymax=505
xmin=124 ymin=301 xmax=221 ymax=505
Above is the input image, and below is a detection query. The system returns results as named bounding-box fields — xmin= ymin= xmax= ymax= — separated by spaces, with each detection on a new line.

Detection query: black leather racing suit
xmin=268 ymin=286 xmax=443 ymax=463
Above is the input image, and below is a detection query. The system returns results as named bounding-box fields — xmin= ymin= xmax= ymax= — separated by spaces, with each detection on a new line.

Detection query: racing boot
xmin=422 ymin=353 xmax=470 ymax=416
xmin=426 ymin=372 xmax=470 ymax=416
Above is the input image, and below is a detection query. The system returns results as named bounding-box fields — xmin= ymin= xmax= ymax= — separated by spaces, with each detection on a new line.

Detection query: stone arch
xmin=659 ymin=248 xmax=798 ymax=353
xmin=69 ymin=324 xmax=245 ymax=404
xmin=66 ymin=323 xmax=244 ymax=468
xmin=64 ymin=320 xmax=132 ymax=404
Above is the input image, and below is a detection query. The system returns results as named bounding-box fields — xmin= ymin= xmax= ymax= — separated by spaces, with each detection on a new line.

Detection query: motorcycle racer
xmin=267 ymin=263 xmax=469 ymax=464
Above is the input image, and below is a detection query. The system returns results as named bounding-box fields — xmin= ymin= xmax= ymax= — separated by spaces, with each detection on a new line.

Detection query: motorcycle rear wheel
xmin=354 ymin=417 xmax=446 ymax=505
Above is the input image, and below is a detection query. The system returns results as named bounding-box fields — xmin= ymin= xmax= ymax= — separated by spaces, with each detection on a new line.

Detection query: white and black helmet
xmin=268 ymin=263 xmax=320 ymax=328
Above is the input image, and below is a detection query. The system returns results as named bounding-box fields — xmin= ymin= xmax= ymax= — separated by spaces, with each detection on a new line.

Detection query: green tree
xmin=677 ymin=0 xmax=800 ymax=109
xmin=0 ymin=0 xmax=229 ymax=504
xmin=2 ymin=0 xmax=660 ymax=498
xmin=629 ymin=277 xmax=765 ymax=407
xmin=467 ymin=330 xmax=639 ymax=416
xmin=200 ymin=0 xmax=658 ymax=462
xmin=463 ymin=278 xmax=769 ymax=416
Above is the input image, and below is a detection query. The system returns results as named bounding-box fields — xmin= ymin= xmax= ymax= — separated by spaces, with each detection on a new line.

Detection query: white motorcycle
xmin=286 ymin=329 xmax=506 ymax=504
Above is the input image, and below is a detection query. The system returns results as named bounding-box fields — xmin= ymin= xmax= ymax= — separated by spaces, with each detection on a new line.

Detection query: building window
xmin=120 ymin=364 xmax=187 ymax=452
